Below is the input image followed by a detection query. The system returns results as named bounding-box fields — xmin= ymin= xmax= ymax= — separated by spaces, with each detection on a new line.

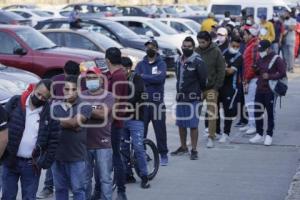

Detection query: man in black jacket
xmin=121 ymin=57 xmax=150 ymax=189
xmin=2 ymin=79 xmax=60 ymax=200
xmin=171 ymin=37 xmax=207 ymax=160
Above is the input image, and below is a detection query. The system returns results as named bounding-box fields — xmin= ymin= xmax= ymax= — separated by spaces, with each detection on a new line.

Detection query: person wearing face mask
xmin=249 ymin=40 xmax=286 ymax=146
xmin=243 ymin=15 xmax=255 ymax=30
xmin=195 ymin=31 xmax=226 ymax=148
xmin=171 ymin=37 xmax=207 ymax=160
xmin=259 ymin=15 xmax=275 ymax=43
xmin=2 ymin=79 xmax=60 ymax=200
xmin=216 ymin=37 xmax=243 ymax=143
xmin=270 ymin=14 xmax=285 ymax=54
xmin=282 ymin=10 xmax=297 ymax=73
xmin=216 ymin=27 xmax=229 ymax=52
xmin=135 ymin=39 xmax=169 ymax=166
xmin=69 ymin=5 xmax=82 ymax=29
xmin=82 ymin=67 xmax=115 ymax=200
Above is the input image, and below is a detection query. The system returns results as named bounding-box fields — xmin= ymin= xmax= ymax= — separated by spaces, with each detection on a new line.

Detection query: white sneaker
xmin=206 ymin=138 xmax=215 ymax=148
xmin=218 ymin=134 xmax=229 ymax=143
xmin=245 ymin=127 xmax=256 ymax=135
xmin=264 ymin=135 xmax=273 ymax=146
xmin=249 ymin=134 xmax=264 ymax=144
xmin=239 ymin=126 xmax=249 ymax=132
xmin=203 ymin=128 xmax=209 ymax=137
xmin=205 ymin=128 xmax=208 ymax=133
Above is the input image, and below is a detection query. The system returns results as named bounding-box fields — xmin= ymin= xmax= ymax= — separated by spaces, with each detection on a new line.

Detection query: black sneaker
xmin=141 ymin=176 xmax=150 ymax=189
xmin=126 ymin=175 xmax=136 ymax=184
xmin=170 ymin=147 xmax=188 ymax=156
xmin=116 ymin=192 xmax=128 ymax=200
xmin=37 ymin=188 xmax=53 ymax=199
xmin=190 ymin=150 xmax=198 ymax=160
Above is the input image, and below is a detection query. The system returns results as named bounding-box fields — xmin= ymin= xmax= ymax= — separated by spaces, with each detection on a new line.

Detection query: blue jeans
xmin=1 ymin=158 xmax=40 ymax=200
xmin=111 ymin=123 xmax=126 ymax=193
xmin=52 ymin=161 xmax=87 ymax=200
xmin=86 ymin=149 xmax=113 ymax=200
xmin=282 ymin=43 xmax=295 ymax=71
xmin=43 ymin=168 xmax=54 ymax=190
xmin=121 ymin=120 xmax=148 ymax=177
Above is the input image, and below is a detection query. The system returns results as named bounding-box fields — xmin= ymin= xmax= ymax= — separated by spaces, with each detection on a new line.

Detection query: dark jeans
xmin=254 ymin=92 xmax=276 ymax=137
xmin=144 ymin=102 xmax=168 ymax=155
xmin=111 ymin=123 xmax=126 ymax=193
xmin=1 ymin=158 xmax=40 ymax=200
xmin=52 ymin=161 xmax=87 ymax=200
xmin=121 ymin=120 xmax=148 ymax=177
xmin=43 ymin=168 xmax=54 ymax=191
xmin=237 ymin=83 xmax=248 ymax=124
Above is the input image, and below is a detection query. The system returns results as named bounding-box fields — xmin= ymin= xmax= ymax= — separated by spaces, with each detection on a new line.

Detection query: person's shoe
xmin=264 ymin=135 xmax=273 ymax=146
xmin=206 ymin=138 xmax=215 ymax=148
xmin=91 ymin=190 xmax=101 ymax=200
xmin=170 ymin=147 xmax=189 ymax=156
xmin=235 ymin=122 xmax=247 ymax=127
xmin=126 ymin=175 xmax=136 ymax=184
xmin=246 ymin=127 xmax=256 ymax=135
xmin=239 ymin=126 xmax=249 ymax=132
xmin=203 ymin=128 xmax=209 ymax=137
xmin=160 ymin=154 xmax=169 ymax=166
xmin=218 ymin=133 xmax=229 ymax=144
xmin=190 ymin=150 xmax=198 ymax=160
xmin=37 ymin=188 xmax=53 ymax=199
xmin=116 ymin=192 xmax=128 ymax=200
xmin=249 ymin=134 xmax=264 ymax=144
xmin=141 ymin=176 xmax=150 ymax=189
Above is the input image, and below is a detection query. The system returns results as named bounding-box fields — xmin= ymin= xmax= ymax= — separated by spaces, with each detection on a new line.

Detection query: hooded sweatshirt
xmin=135 ymin=55 xmax=166 ymax=103
xmin=195 ymin=43 xmax=226 ymax=90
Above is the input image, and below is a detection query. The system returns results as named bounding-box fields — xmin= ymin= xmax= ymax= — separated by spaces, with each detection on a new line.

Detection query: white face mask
xmin=273 ymin=17 xmax=279 ymax=21
xmin=229 ymin=47 xmax=240 ymax=54
xmin=246 ymin=19 xmax=252 ymax=25
xmin=259 ymin=51 xmax=268 ymax=58
xmin=217 ymin=35 xmax=226 ymax=45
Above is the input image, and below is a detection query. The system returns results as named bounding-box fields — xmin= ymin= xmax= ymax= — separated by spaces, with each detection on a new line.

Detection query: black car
xmin=118 ymin=6 xmax=158 ymax=18
xmin=0 ymin=10 xmax=31 ymax=25
xmin=35 ymin=18 xmax=179 ymax=70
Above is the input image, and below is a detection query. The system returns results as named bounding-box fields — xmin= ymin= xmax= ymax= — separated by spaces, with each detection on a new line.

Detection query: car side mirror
xmin=13 ymin=47 xmax=27 ymax=56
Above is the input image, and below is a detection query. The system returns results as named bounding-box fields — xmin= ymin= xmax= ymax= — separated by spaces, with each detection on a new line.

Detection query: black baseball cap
xmin=258 ymin=40 xmax=271 ymax=52
xmin=144 ymin=39 xmax=159 ymax=49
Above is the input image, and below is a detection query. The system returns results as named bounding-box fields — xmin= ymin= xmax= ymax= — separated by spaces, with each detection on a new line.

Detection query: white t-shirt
xmin=284 ymin=18 xmax=297 ymax=44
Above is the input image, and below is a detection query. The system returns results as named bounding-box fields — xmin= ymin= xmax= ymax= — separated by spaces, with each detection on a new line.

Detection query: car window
xmin=80 ymin=22 xmax=118 ymax=41
xmin=126 ymin=21 xmax=157 ymax=35
xmin=32 ymin=10 xmax=52 ymax=17
xmin=147 ymin=20 xmax=177 ymax=35
xmin=43 ymin=32 xmax=64 ymax=46
xmin=257 ymin=7 xmax=268 ymax=18
xmin=211 ymin=5 xmax=241 ymax=16
xmin=273 ymin=6 xmax=288 ymax=16
xmin=121 ymin=7 xmax=131 ymax=15
xmin=88 ymin=32 xmax=123 ymax=49
xmin=243 ymin=7 xmax=255 ymax=16
xmin=0 ymin=32 xmax=21 ymax=54
xmin=64 ymin=33 xmax=99 ymax=51
xmin=170 ymin=21 xmax=189 ymax=33
xmin=13 ymin=11 xmax=32 ymax=18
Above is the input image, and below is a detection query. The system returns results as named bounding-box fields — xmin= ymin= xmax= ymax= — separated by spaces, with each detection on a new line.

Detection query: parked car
xmin=41 ymin=29 xmax=145 ymax=69
xmin=0 ymin=25 xmax=106 ymax=78
xmin=110 ymin=16 xmax=197 ymax=53
xmin=118 ymin=6 xmax=158 ymax=18
xmin=9 ymin=9 xmax=53 ymax=26
xmin=2 ymin=4 xmax=38 ymax=10
xmin=59 ymin=3 xmax=122 ymax=18
xmin=155 ymin=6 xmax=180 ymax=18
xmin=35 ymin=18 xmax=179 ymax=70
xmin=159 ymin=18 xmax=200 ymax=36
xmin=0 ymin=63 xmax=40 ymax=105
xmin=0 ymin=10 xmax=32 ymax=26
xmin=173 ymin=4 xmax=207 ymax=17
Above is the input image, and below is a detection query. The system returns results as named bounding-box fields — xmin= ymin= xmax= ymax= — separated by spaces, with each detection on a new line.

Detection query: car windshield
xmin=88 ymin=32 xmax=123 ymax=49
xmin=32 ymin=10 xmax=52 ymax=17
xmin=0 ymin=10 xmax=25 ymax=20
xmin=147 ymin=20 xmax=178 ymax=35
xmin=163 ymin=7 xmax=177 ymax=14
xmin=185 ymin=20 xmax=200 ymax=32
xmin=107 ymin=22 xmax=141 ymax=39
xmin=16 ymin=28 xmax=56 ymax=50
xmin=211 ymin=5 xmax=241 ymax=16
xmin=190 ymin=5 xmax=206 ymax=11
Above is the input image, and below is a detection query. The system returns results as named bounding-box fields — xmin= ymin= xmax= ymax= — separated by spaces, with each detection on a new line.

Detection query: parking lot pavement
xmin=10 ymin=66 xmax=300 ymax=200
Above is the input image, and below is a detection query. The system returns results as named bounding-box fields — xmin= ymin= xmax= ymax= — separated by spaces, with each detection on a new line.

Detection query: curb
xmin=285 ymin=166 xmax=300 ymax=200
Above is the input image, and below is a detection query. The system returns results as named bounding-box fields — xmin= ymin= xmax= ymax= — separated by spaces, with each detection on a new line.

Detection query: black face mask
xmin=182 ymin=48 xmax=194 ymax=58
xmin=285 ymin=16 xmax=290 ymax=20
xmin=146 ymin=49 xmax=156 ymax=58
xmin=31 ymin=94 xmax=46 ymax=108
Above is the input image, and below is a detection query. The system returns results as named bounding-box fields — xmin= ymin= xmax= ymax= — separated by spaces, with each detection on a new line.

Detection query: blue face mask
xmin=86 ymin=79 xmax=100 ymax=91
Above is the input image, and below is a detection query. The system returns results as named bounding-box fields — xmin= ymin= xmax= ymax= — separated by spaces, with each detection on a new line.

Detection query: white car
xmin=173 ymin=4 xmax=207 ymax=17
xmin=9 ymin=9 xmax=53 ymax=26
xmin=110 ymin=16 xmax=197 ymax=53
xmin=159 ymin=18 xmax=201 ymax=36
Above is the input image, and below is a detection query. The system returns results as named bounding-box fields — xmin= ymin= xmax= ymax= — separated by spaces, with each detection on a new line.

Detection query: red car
xmin=0 ymin=25 xmax=107 ymax=78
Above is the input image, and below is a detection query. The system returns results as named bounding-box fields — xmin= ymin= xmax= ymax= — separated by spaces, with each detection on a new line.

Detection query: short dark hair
xmin=64 ymin=61 xmax=80 ymax=76
xmin=121 ymin=57 xmax=133 ymax=68
xmin=197 ymin=31 xmax=212 ymax=42
xmin=183 ymin=36 xmax=196 ymax=47
xmin=225 ymin=11 xmax=231 ymax=17
xmin=64 ymin=75 xmax=78 ymax=85
xmin=231 ymin=36 xmax=242 ymax=44
xmin=36 ymin=79 xmax=52 ymax=91
xmin=105 ymin=47 xmax=122 ymax=65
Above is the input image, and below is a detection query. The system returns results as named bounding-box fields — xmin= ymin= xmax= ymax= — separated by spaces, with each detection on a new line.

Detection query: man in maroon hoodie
xmin=249 ymin=40 xmax=286 ymax=146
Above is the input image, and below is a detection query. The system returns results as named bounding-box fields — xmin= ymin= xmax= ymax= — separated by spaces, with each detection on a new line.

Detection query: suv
xmin=0 ymin=25 xmax=106 ymax=78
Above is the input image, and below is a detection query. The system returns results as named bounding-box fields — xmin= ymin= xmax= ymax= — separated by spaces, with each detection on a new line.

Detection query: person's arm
xmin=141 ymin=61 xmax=167 ymax=84
xmin=134 ymin=62 xmax=143 ymax=75
xmin=128 ymin=75 xmax=144 ymax=106
xmin=0 ymin=105 xmax=8 ymax=158
xmin=214 ymin=50 xmax=226 ymax=90
xmin=60 ymin=105 xmax=92 ymax=129
xmin=195 ymin=58 xmax=208 ymax=91
xmin=268 ymin=58 xmax=287 ymax=80
xmin=91 ymin=96 xmax=114 ymax=120
xmin=269 ymin=22 xmax=276 ymax=42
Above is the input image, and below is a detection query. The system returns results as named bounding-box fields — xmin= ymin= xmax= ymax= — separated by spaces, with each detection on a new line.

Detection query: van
xmin=207 ymin=0 xmax=291 ymax=22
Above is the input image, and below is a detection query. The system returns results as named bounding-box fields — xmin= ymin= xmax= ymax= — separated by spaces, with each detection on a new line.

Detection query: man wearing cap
xmin=259 ymin=15 xmax=275 ymax=43
xmin=249 ymin=40 xmax=286 ymax=146
xmin=240 ymin=27 xmax=260 ymax=135
xmin=83 ymin=67 xmax=115 ymax=200
xmin=201 ymin=12 xmax=218 ymax=32
xmin=135 ymin=39 xmax=169 ymax=165
xmin=216 ymin=27 xmax=230 ymax=52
